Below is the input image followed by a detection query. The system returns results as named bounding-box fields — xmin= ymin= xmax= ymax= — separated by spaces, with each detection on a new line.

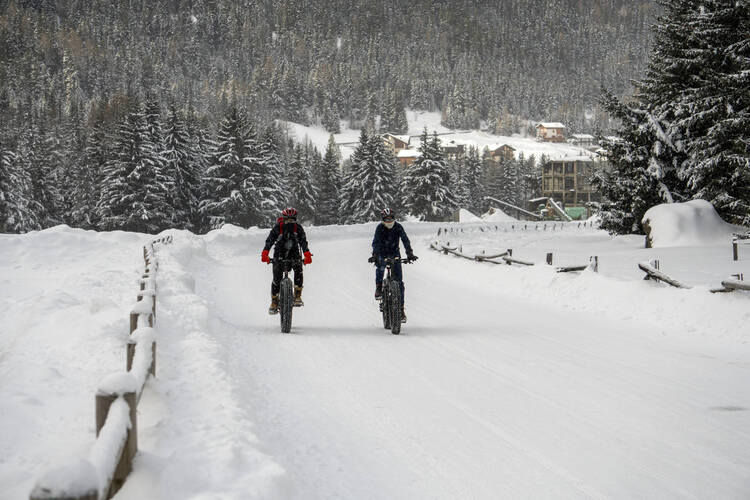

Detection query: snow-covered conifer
xmin=316 ymin=134 xmax=342 ymax=225
xmin=201 ymin=107 xmax=261 ymax=229
xmin=401 ymin=130 xmax=457 ymax=221
xmin=0 ymin=143 xmax=39 ymax=232
xmin=285 ymin=143 xmax=317 ymax=222
xmin=97 ymin=105 xmax=172 ymax=233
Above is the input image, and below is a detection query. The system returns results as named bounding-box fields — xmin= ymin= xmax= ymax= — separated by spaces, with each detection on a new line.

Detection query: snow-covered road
xmin=121 ymin=224 xmax=750 ymax=499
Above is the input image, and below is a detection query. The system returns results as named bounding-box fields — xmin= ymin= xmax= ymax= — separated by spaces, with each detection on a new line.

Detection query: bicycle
xmin=373 ymin=256 xmax=413 ymax=335
xmin=270 ymin=257 xmax=302 ymax=333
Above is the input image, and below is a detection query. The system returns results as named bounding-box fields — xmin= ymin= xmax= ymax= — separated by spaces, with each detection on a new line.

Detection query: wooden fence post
xmin=546 ymin=253 xmax=553 ymax=265
xmin=96 ymin=376 xmax=138 ymax=499
xmin=733 ymin=239 xmax=739 ymax=261
xmin=590 ymin=256 xmax=599 ymax=273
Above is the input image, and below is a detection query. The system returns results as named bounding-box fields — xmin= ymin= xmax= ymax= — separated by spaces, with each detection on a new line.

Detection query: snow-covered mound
xmin=482 ymin=207 xmax=517 ymax=222
xmin=458 ymin=209 xmax=481 ymax=222
xmin=642 ymin=200 xmax=736 ymax=248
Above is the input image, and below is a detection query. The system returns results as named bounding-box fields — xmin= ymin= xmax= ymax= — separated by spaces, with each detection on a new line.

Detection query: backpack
xmin=276 ymin=218 xmax=299 ymax=256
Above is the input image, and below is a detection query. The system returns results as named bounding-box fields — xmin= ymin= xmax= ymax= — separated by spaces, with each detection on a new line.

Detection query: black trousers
xmin=271 ymin=260 xmax=303 ymax=295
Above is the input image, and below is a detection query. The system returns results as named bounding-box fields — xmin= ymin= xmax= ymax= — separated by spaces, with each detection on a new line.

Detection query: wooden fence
xmin=429 ymin=241 xmax=597 ymax=273
xmin=30 ymin=235 xmax=173 ymax=500
xmin=431 ymin=230 xmax=748 ymax=295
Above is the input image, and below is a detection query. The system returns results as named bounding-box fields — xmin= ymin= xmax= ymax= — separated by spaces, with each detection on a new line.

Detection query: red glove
xmin=303 ymin=251 xmax=312 ymax=265
xmin=261 ymin=250 xmax=270 ymax=263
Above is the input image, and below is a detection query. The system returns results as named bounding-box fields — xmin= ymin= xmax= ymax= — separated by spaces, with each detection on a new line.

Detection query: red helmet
xmin=380 ymin=208 xmax=395 ymax=221
xmin=281 ymin=207 xmax=298 ymax=220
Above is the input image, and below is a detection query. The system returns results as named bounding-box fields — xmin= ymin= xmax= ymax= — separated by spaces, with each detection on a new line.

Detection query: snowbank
xmin=482 ymin=207 xmax=517 ymax=222
xmin=643 ymin=200 xmax=736 ymax=248
xmin=458 ymin=209 xmax=481 ymax=222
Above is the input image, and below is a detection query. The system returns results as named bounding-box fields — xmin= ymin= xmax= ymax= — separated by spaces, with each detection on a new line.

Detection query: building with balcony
xmin=541 ymin=156 xmax=601 ymax=218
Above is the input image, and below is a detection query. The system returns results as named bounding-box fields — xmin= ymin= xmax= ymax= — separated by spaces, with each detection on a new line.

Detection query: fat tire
xmin=280 ymin=278 xmax=293 ymax=333
xmin=389 ymin=281 xmax=401 ymax=335
xmin=382 ymin=278 xmax=391 ymax=329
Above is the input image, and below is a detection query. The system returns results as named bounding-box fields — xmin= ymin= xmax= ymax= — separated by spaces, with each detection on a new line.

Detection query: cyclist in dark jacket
xmin=369 ymin=208 xmax=417 ymax=321
xmin=261 ymin=207 xmax=312 ymax=314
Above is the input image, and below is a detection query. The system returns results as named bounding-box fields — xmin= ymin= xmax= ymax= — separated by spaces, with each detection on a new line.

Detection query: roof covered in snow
xmin=397 ymin=149 xmax=421 ymax=158
xmin=537 ymin=122 xmax=566 ymax=129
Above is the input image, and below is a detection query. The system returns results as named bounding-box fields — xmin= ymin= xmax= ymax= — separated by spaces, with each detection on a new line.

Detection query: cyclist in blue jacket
xmin=368 ymin=208 xmax=418 ymax=321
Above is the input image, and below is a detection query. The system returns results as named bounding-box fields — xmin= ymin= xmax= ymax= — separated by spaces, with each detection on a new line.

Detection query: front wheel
xmin=381 ymin=279 xmax=391 ymax=330
xmin=389 ymin=281 xmax=401 ymax=335
xmin=280 ymin=277 xmax=293 ymax=333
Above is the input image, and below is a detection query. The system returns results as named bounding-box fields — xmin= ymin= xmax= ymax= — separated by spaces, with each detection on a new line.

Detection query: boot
xmin=293 ymin=286 xmax=304 ymax=307
xmin=375 ymin=283 xmax=383 ymax=300
xmin=400 ymin=306 xmax=407 ymax=323
xmin=268 ymin=294 xmax=279 ymax=315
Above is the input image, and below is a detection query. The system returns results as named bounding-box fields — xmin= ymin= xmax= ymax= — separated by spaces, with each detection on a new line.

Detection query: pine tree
xmin=201 ymin=107 xmax=261 ymax=229
xmin=316 ymin=134 xmax=342 ymax=225
xmin=285 ymin=143 xmax=317 ymax=223
xmin=339 ymin=129 xmax=397 ymax=223
xmin=677 ymin=1 xmax=750 ymax=225
xmin=98 ymin=105 xmax=172 ymax=233
xmin=256 ymin=124 xmax=286 ymax=226
xmin=463 ymin=146 xmax=484 ymax=214
xmin=0 ymin=143 xmax=40 ymax=233
xmin=70 ymin=122 xmax=107 ymax=229
xmin=163 ymin=105 xmax=202 ymax=230
xmin=401 ymin=130 xmax=457 ymax=221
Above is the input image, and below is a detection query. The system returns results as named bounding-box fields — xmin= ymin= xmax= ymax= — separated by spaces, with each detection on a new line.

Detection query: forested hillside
xmin=0 ymin=0 xmax=659 ymax=234
xmin=1 ymin=0 xmax=655 ymax=134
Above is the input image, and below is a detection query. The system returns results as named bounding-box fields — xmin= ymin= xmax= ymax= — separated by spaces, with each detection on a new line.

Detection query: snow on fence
xmin=432 ymin=227 xmax=748 ymax=295
xmin=30 ymin=234 xmax=173 ymax=500
xmin=435 ymin=220 xmax=596 ymax=237
xmin=429 ymin=241 xmax=596 ymax=273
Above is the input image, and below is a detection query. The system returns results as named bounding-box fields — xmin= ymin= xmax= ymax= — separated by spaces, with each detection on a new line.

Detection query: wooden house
xmin=535 ymin=122 xmax=566 ymax=143
xmin=397 ymin=149 xmax=420 ymax=168
xmin=486 ymin=144 xmax=516 ymax=162
xmin=382 ymin=134 xmax=411 ymax=154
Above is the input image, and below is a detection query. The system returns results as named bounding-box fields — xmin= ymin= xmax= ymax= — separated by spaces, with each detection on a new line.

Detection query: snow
xmin=458 ymin=209 xmax=481 ymax=222
xmin=97 ymin=372 xmax=139 ymax=396
xmin=643 ymin=199 xmax=739 ymax=248
xmin=482 ymin=207 xmax=517 ymax=222
xmin=4 ymin=223 xmax=750 ymax=499
xmin=30 ymin=459 xmax=98 ymax=499
xmin=280 ymin=110 xmax=595 ymax=162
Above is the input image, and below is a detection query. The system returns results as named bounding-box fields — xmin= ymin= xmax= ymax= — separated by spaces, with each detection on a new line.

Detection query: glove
xmin=368 ymin=253 xmax=378 ymax=263
xmin=261 ymin=250 xmax=270 ymax=263
xmin=303 ymin=251 xmax=312 ymax=265
xmin=407 ymin=253 xmax=418 ymax=262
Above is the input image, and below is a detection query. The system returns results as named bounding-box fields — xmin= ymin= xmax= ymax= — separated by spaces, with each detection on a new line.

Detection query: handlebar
xmin=369 ymin=256 xmax=416 ymax=265
xmin=269 ymin=257 xmax=303 ymax=265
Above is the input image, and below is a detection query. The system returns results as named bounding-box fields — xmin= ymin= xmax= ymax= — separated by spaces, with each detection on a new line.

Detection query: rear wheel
xmin=280 ymin=277 xmax=293 ymax=333
xmin=389 ymin=281 xmax=401 ymax=335
xmin=381 ymin=278 xmax=391 ymax=329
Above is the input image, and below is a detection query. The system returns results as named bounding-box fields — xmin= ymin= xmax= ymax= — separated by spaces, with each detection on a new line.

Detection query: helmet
xmin=281 ymin=207 xmax=298 ymax=220
xmin=380 ymin=208 xmax=395 ymax=222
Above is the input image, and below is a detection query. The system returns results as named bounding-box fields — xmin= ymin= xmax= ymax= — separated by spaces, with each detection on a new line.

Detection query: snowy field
xmin=280 ymin=109 xmax=593 ymax=161
xmin=2 ymin=222 xmax=750 ymax=499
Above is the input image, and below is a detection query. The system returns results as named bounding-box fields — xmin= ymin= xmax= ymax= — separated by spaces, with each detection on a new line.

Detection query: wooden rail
xmin=638 ymin=260 xmax=691 ymax=289
xmin=30 ymin=234 xmax=173 ymax=500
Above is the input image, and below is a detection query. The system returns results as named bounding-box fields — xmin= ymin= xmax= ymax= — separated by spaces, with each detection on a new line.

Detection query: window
xmin=543 ymin=178 xmax=552 ymax=191
xmin=544 ymin=164 xmax=552 ymax=174
xmin=554 ymin=177 xmax=564 ymax=190
xmin=553 ymin=163 xmax=563 ymax=175
xmin=565 ymin=163 xmax=574 ymax=174
xmin=564 ymin=178 xmax=574 ymax=190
